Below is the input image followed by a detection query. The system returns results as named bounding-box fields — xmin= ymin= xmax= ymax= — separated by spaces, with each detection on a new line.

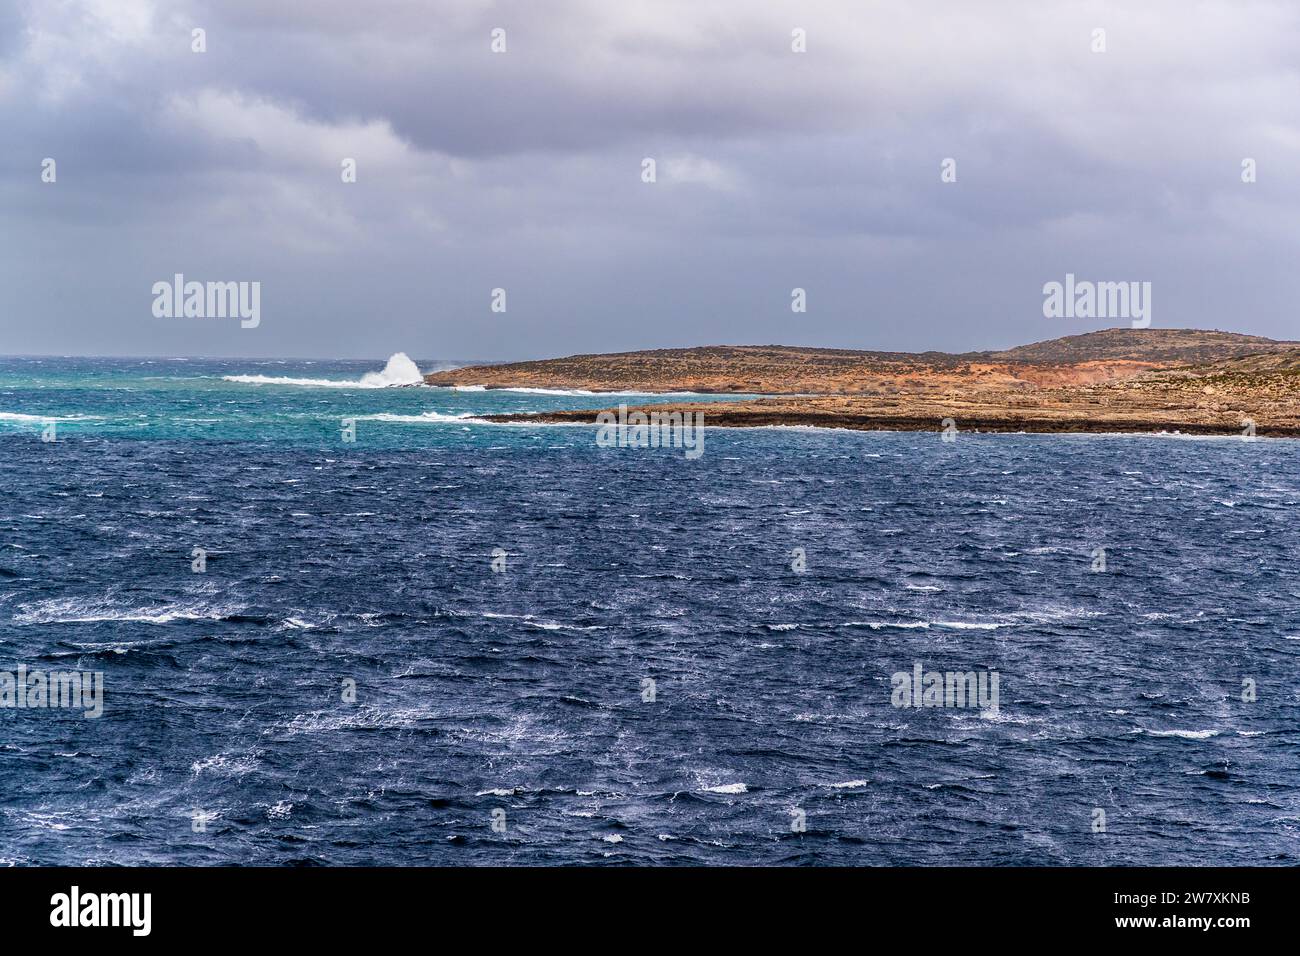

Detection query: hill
xmin=423 ymin=329 xmax=1300 ymax=395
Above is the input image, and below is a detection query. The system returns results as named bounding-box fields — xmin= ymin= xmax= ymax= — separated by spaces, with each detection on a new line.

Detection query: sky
xmin=2 ymin=0 xmax=1298 ymax=360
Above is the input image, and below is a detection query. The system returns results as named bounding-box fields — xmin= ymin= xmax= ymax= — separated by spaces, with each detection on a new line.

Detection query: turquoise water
xmin=0 ymin=357 xmax=748 ymax=446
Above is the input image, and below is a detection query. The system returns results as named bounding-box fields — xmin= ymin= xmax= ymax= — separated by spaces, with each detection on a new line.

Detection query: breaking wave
xmin=0 ymin=412 xmax=101 ymax=423
xmin=223 ymin=352 xmax=425 ymax=388
xmin=359 ymin=411 xmax=475 ymax=424
xmin=13 ymin=596 xmax=247 ymax=625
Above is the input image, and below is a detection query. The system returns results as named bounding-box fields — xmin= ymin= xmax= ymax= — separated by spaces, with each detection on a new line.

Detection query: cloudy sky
xmin=2 ymin=0 xmax=1298 ymax=359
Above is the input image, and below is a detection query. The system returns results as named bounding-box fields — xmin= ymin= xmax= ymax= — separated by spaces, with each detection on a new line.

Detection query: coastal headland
xmin=423 ymin=329 xmax=1300 ymax=437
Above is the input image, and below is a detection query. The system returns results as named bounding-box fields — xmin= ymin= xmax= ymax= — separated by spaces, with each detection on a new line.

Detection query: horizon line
xmin=2 ymin=326 xmax=1296 ymax=364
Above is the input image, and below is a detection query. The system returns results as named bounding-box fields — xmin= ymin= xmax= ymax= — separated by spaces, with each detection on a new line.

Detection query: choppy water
xmin=1 ymin=356 xmax=1297 ymax=865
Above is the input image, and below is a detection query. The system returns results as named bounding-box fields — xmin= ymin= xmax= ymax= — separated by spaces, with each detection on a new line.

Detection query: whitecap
xmin=836 ymin=620 xmax=930 ymax=630
xmin=223 ymin=374 xmax=362 ymax=388
xmin=702 ymin=783 xmax=748 ymax=794
xmin=13 ymin=597 xmax=243 ymax=625
xmin=191 ymin=753 xmax=259 ymax=777
xmin=0 ymin=411 xmax=102 ymax=423
xmin=222 ymin=352 xmax=424 ymax=389
xmin=525 ymin=620 xmax=608 ymax=632
xmin=357 ymin=411 xmax=473 ymax=424
xmin=276 ymin=706 xmax=440 ymax=737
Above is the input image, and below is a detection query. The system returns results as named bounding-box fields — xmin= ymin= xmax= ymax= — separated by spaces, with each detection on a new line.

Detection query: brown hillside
xmin=423 ymin=328 xmax=1299 ymax=395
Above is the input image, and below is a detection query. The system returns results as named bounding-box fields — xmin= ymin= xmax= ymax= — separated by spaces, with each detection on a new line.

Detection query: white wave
xmin=826 ymin=779 xmax=869 ymax=789
xmin=935 ymin=621 xmax=1005 ymax=630
xmin=843 ymin=620 xmax=930 ymax=629
xmin=191 ymin=753 xmax=260 ymax=777
xmin=525 ymin=620 xmax=609 ymax=632
xmin=15 ymin=811 xmax=78 ymax=831
xmin=222 ymin=352 xmax=425 ymax=388
xmin=358 ymin=352 xmax=424 ymax=387
xmin=702 ymin=783 xmax=748 ymax=794
xmin=223 ymin=374 xmax=367 ymax=387
xmin=278 ymin=705 xmax=440 ymax=737
xmin=64 ymin=640 xmax=140 ymax=654
xmin=1140 ymin=728 xmax=1220 ymax=739
xmin=358 ymin=411 xmax=474 ymax=423
xmin=13 ymin=597 xmax=242 ymax=625
xmin=0 ymin=411 xmax=101 ymax=423
xmin=357 ymin=410 xmax=587 ymax=428
xmin=473 ymin=611 xmax=604 ymax=631
xmin=432 ymin=384 xmax=719 ymax=397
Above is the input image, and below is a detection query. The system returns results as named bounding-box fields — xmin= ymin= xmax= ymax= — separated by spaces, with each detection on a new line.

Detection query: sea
xmin=1 ymin=354 xmax=1297 ymax=865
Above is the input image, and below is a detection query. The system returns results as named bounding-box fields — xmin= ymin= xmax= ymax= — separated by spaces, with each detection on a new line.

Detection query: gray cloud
xmin=1 ymin=0 xmax=1298 ymax=359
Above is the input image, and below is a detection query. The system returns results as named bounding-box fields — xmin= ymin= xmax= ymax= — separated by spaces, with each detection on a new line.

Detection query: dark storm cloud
xmin=1 ymin=0 xmax=1298 ymax=358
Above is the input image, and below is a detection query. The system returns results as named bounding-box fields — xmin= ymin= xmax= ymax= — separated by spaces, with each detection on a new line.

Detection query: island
xmin=423 ymin=328 xmax=1300 ymax=437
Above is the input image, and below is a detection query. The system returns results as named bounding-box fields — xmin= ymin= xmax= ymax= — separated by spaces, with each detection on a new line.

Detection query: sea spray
xmin=222 ymin=352 xmax=424 ymax=388
xmin=359 ymin=353 xmax=424 ymax=387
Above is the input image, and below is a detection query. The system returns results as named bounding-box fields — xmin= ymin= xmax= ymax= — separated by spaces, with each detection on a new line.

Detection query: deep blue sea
xmin=1 ymin=356 xmax=1297 ymax=865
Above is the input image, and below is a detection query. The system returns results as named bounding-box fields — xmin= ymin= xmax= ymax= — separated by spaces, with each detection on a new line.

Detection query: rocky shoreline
xmin=481 ymin=404 xmax=1300 ymax=438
